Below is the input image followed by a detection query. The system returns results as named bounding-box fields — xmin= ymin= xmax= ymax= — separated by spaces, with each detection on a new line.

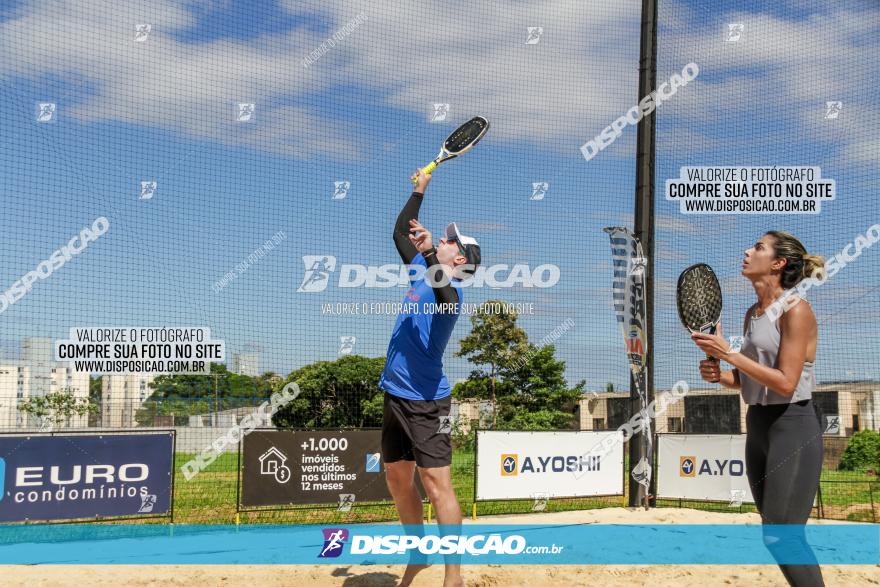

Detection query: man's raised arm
xmin=392 ymin=170 xmax=432 ymax=264
xmin=392 ymin=191 xmax=424 ymax=264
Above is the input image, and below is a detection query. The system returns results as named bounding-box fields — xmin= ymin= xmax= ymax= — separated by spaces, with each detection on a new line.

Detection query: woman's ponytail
xmin=765 ymin=231 xmax=825 ymax=288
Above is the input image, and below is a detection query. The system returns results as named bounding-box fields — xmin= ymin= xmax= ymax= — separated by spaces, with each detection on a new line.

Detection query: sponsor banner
xmin=241 ymin=430 xmax=397 ymax=507
xmin=657 ymin=434 xmax=752 ymax=502
xmin=476 ymin=431 xmax=624 ymax=501
xmin=0 ymin=523 xmax=875 ymax=565
xmin=0 ymin=433 xmax=173 ymax=522
xmin=604 ymin=226 xmax=652 ymax=493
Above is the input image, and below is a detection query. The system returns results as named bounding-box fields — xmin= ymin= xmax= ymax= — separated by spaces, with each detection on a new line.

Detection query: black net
xmin=656 ymin=0 xmax=879 ymax=521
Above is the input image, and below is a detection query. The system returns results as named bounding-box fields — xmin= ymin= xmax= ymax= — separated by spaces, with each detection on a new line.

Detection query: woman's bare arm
xmin=724 ymin=301 xmax=814 ymax=397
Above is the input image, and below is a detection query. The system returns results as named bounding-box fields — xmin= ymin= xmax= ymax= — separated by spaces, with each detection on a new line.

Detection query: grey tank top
xmin=739 ymin=295 xmax=815 ymax=405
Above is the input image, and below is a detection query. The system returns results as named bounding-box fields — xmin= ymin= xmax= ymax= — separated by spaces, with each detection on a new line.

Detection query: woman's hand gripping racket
xmin=677 ymin=263 xmax=723 ymax=383
xmin=411 ymin=116 xmax=490 ymax=184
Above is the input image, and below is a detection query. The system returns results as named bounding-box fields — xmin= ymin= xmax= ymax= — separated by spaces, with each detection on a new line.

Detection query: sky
xmin=0 ymin=0 xmax=878 ymax=392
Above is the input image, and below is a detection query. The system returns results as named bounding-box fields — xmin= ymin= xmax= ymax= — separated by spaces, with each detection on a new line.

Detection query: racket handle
xmin=410 ymin=161 xmax=438 ymax=184
xmin=707 ymin=353 xmax=720 ymax=383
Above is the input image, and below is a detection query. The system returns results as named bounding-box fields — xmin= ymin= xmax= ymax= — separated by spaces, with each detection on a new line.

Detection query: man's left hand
xmin=408 ymin=219 xmax=434 ymax=252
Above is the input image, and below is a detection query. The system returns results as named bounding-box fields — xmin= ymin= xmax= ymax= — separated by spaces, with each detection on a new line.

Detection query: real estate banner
xmin=0 ymin=432 xmax=173 ymax=522
xmin=240 ymin=430 xmax=398 ymax=508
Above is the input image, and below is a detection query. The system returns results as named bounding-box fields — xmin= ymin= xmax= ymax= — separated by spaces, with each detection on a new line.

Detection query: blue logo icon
xmin=501 ymin=454 xmax=518 ymax=476
xmin=680 ymin=457 xmax=696 ymax=477
xmin=319 ymin=528 xmax=348 ymax=558
xmin=365 ymin=452 xmax=381 ymax=473
xmin=0 ymin=457 xmax=5 ymax=502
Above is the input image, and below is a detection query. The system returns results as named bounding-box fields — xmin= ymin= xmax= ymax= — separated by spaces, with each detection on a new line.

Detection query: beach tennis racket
xmin=411 ymin=116 xmax=490 ymax=183
xmin=677 ymin=263 xmax=723 ymax=383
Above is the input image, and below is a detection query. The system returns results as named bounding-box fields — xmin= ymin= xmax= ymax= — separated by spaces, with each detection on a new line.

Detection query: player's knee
xmin=418 ymin=469 xmax=451 ymax=501
xmin=386 ymin=477 xmax=414 ymax=497
xmin=761 ymin=526 xmax=782 ymax=548
xmin=423 ymin=482 xmax=445 ymax=504
xmin=385 ymin=464 xmax=416 ymax=494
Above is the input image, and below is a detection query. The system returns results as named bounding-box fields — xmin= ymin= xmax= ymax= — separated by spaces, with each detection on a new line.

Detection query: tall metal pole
xmin=630 ymin=0 xmax=657 ymax=507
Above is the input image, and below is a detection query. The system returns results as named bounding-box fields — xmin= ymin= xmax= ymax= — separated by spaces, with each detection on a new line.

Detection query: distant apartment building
xmin=577 ymin=381 xmax=880 ymax=437
xmin=101 ymin=373 xmax=157 ymax=428
xmin=0 ymin=338 xmax=89 ymax=429
xmin=230 ymin=352 xmax=260 ymax=377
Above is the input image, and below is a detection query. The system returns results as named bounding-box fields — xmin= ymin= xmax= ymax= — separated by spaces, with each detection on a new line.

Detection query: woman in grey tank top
xmin=691 ymin=231 xmax=826 ymax=587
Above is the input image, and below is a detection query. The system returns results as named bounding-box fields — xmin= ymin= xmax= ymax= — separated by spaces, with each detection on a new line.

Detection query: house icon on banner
xmin=259 ymin=446 xmax=292 ymax=483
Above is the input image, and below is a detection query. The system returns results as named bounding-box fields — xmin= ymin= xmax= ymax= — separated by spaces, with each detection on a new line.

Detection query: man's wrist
xmin=422 ymin=246 xmax=437 ymax=257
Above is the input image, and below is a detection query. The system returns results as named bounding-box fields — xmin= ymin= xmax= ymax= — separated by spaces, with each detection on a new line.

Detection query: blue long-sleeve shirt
xmin=378 ymin=192 xmax=463 ymax=400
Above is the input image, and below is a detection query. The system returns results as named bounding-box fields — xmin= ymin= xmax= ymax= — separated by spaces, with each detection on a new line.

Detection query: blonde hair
xmin=765 ymin=230 xmax=825 ymax=288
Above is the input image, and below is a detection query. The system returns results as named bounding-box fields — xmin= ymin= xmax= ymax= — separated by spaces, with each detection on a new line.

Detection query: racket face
xmin=443 ymin=116 xmax=489 ymax=155
xmin=676 ymin=263 xmax=723 ymax=333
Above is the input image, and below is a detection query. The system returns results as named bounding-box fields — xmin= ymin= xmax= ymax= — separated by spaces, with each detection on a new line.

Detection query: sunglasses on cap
xmin=441 ymin=236 xmax=467 ymax=256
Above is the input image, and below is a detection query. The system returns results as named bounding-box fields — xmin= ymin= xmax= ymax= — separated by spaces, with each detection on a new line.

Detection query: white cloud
xmin=1 ymin=0 xmax=643 ymax=160
xmin=1 ymin=0 xmax=875 ymax=169
xmin=0 ymin=0 xmax=365 ymax=160
xmin=658 ymin=7 xmax=879 ymax=166
xmin=283 ymin=0 xmax=645 ymax=154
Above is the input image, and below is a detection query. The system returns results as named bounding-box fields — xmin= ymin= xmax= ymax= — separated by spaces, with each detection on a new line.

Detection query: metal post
xmin=630 ymin=0 xmax=658 ymax=508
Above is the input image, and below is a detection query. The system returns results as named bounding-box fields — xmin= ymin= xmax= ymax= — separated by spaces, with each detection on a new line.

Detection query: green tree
xmin=260 ymin=371 xmax=283 ymax=387
xmin=272 ymin=355 xmax=386 ymax=429
xmin=136 ymin=363 xmax=277 ymax=424
xmin=17 ymin=388 xmax=98 ymax=429
xmin=452 ymin=376 xmax=493 ymax=400
xmin=496 ymin=343 xmax=585 ymax=430
xmin=89 ymin=376 xmax=103 ymax=426
xmin=455 ymin=301 xmax=584 ymax=431
xmin=456 ymin=300 xmax=528 ymax=426
xmin=839 ymin=430 xmax=880 ymax=471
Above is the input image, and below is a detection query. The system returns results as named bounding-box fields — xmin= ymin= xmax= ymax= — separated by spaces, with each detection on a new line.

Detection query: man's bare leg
xmin=385 ymin=460 xmax=429 ymax=586
xmin=419 ymin=465 xmax=464 ymax=587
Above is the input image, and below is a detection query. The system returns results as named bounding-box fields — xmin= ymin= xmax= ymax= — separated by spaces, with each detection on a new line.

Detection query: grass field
xmin=169 ymin=451 xmax=879 ymax=524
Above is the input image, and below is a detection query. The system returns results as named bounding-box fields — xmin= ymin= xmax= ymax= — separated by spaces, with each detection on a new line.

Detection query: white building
xmin=101 ymin=373 xmax=157 ymax=428
xmin=230 ymin=352 xmax=260 ymax=377
xmin=0 ymin=338 xmax=90 ymax=429
xmin=0 ymin=363 xmax=29 ymax=428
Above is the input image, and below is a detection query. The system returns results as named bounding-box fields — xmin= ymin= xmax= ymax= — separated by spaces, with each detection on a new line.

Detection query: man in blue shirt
xmin=380 ymin=169 xmax=480 ymax=587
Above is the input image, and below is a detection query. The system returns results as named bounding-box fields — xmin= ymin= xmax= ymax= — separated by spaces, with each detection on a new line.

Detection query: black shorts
xmin=381 ymin=392 xmax=452 ymax=468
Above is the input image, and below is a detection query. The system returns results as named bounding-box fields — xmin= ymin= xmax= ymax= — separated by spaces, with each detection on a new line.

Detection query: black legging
xmin=745 ymin=400 xmax=825 ymax=587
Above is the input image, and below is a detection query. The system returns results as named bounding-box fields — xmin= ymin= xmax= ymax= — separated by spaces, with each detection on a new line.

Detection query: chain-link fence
xmin=2 ymin=384 xmax=875 ymax=524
